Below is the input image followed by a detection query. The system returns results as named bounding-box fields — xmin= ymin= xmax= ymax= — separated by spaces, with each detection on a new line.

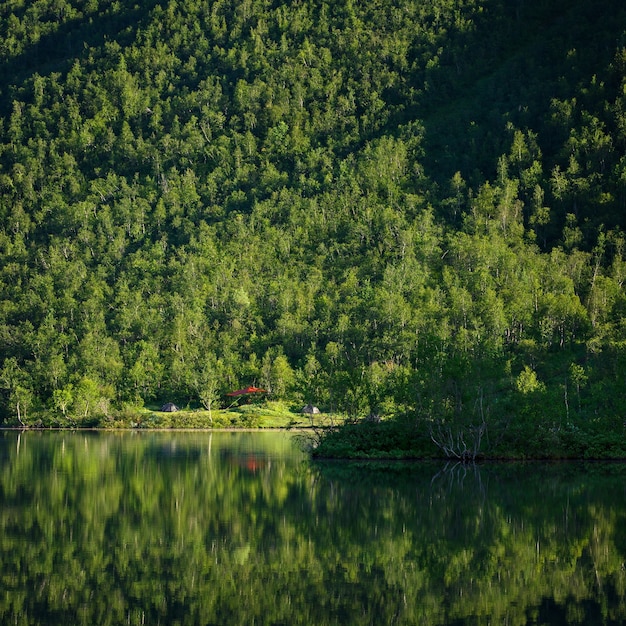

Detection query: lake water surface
xmin=1 ymin=430 xmax=626 ymax=625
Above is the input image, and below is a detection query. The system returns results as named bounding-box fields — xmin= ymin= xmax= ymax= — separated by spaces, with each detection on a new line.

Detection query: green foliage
xmin=0 ymin=0 xmax=626 ymax=457
xmin=314 ymin=419 xmax=435 ymax=459
xmin=516 ymin=365 xmax=545 ymax=394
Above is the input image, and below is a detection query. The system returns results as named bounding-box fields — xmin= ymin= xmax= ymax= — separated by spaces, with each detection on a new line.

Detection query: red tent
xmin=226 ymin=386 xmax=267 ymax=396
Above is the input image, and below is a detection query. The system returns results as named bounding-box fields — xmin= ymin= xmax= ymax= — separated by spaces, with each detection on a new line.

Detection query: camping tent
xmin=159 ymin=402 xmax=179 ymax=412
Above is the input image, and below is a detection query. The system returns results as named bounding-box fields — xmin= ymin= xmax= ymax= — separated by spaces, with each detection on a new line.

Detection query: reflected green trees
xmin=1 ymin=432 xmax=626 ymax=624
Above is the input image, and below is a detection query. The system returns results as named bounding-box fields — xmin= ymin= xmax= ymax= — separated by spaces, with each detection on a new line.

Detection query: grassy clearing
xmin=105 ymin=401 xmax=346 ymax=430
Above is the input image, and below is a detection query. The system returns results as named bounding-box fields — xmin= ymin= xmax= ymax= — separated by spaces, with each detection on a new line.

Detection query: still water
xmin=1 ymin=430 xmax=626 ymax=625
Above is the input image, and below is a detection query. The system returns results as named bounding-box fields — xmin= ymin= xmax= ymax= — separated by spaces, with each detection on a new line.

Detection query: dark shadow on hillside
xmin=417 ymin=0 xmax=626 ymax=189
xmin=0 ymin=0 xmax=161 ymax=114
xmin=328 ymin=0 xmax=625 ymax=204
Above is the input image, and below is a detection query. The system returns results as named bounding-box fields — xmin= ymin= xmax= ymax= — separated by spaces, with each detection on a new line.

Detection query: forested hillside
xmin=1 ymin=0 xmax=626 ymax=442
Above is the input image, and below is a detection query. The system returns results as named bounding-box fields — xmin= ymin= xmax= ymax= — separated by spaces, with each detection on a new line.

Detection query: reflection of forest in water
xmin=1 ymin=431 xmax=626 ymax=625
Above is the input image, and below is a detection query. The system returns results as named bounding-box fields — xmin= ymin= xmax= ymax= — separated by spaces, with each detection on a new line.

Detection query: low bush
xmin=313 ymin=414 xmax=626 ymax=461
xmin=312 ymin=419 xmax=436 ymax=459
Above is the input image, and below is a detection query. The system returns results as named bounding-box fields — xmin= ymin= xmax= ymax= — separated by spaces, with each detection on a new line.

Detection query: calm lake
xmin=1 ymin=430 xmax=626 ymax=625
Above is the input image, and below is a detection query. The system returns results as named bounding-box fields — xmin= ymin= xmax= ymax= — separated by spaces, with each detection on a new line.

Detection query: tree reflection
xmin=1 ymin=432 xmax=625 ymax=624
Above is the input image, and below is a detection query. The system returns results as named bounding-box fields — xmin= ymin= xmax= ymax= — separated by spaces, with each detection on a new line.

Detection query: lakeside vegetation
xmin=78 ymin=400 xmax=342 ymax=430
xmin=310 ymin=416 xmax=626 ymax=461
xmin=1 ymin=0 xmax=626 ymax=457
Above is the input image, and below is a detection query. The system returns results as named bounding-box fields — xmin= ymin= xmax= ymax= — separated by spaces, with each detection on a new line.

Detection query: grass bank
xmin=9 ymin=401 xmax=346 ymax=431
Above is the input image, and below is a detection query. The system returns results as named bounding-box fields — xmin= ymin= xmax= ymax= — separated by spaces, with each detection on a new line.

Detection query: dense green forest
xmin=1 ymin=0 xmax=626 ymax=454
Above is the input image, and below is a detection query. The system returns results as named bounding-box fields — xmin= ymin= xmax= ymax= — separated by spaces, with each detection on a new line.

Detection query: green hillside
xmin=1 ymin=0 xmax=626 ymax=455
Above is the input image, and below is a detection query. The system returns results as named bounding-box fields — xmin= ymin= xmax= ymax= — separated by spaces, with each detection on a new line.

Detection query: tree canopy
xmin=1 ymin=0 xmax=626 ymax=437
